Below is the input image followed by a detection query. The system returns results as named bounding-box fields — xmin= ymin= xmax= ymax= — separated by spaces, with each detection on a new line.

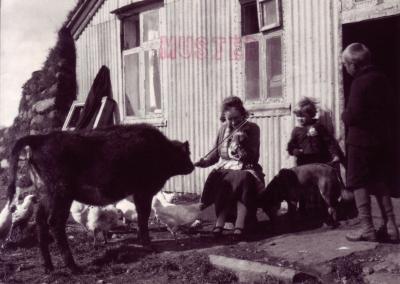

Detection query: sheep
xmin=151 ymin=192 xmax=202 ymax=243
xmin=70 ymin=201 xmax=124 ymax=246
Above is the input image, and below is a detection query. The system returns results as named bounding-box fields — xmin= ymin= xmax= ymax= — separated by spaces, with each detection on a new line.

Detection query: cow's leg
xmin=36 ymin=201 xmax=54 ymax=273
xmin=47 ymin=195 xmax=80 ymax=273
xmin=287 ymin=201 xmax=298 ymax=230
xmin=319 ymin=181 xmax=339 ymax=228
xmin=92 ymin=229 xmax=98 ymax=247
xmin=133 ymin=193 xmax=152 ymax=246
xmin=102 ymin=230 xmax=108 ymax=245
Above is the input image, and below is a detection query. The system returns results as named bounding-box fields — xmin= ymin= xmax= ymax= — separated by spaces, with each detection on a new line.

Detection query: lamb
xmin=151 ymin=192 xmax=202 ymax=242
xmin=70 ymin=201 xmax=124 ymax=246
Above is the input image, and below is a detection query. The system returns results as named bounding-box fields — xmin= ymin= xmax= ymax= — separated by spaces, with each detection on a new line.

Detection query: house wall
xmin=72 ymin=0 xmax=348 ymax=194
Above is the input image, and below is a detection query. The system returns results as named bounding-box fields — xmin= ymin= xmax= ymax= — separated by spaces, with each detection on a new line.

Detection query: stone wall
xmin=0 ymin=27 xmax=77 ymax=192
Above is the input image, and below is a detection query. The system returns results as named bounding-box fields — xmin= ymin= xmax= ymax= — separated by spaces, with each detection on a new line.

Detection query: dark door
xmin=342 ymin=16 xmax=400 ymax=196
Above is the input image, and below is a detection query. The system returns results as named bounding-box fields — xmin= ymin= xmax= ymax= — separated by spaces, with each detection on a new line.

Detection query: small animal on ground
xmin=86 ymin=205 xmax=124 ymax=246
xmin=7 ymin=124 xmax=194 ymax=273
xmin=115 ymin=198 xmax=138 ymax=225
xmin=3 ymin=194 xmax=37 ymax=246
xmin=70 ymin=201 xmax=124 ymax=246
xmin=70 ymin=201 xmax=90 ymax=231
xmin=259 ymin=163 xmax=345 ymax=228
xmin=0 ymin=201 xmax=12 ymax=240
xmin=119 ymin=192 xmax=175 ymax=226
xmin=152 ymin=192 xmax=202 ymax=243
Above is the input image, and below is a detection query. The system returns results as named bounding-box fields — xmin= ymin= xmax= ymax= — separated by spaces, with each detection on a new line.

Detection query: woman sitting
xmin=194 ymin=96 xmax=264 ymax=238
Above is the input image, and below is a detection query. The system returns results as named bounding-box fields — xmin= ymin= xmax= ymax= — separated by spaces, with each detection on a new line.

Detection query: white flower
xmin=307 ymin=126 xmax=317 ymax=137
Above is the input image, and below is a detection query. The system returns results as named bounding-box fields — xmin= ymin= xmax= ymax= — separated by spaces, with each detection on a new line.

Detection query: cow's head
xmin=169 ymin=140 xmax=195 ymax=175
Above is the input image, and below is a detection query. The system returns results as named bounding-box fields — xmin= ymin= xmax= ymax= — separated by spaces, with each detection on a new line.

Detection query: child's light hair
xmin=342 ymin=43 xmax=371 ymax=68
xmin=293 ymin=97 xmax=318 ymax=118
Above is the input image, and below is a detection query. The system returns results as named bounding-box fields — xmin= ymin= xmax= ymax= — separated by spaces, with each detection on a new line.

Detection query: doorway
xmin=342 ymin=15 xmax=400 ymax=196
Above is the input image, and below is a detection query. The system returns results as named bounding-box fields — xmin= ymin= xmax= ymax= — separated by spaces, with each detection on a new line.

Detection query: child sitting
xmin=287 ymin=97 xmax=343 ymax=166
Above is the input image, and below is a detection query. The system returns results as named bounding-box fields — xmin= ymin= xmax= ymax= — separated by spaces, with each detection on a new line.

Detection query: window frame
xmin=242 ymin=30 xmax=286 ymax=108
xmin=257 ymin=0 xmax=282 ymax=32
xmin=62 ymin=101 xmax=85 ymax=131
xmin=120 ymin=4 xmax=165 ymax=125
xmin=240 ymin=0 xmax=288 ymax=115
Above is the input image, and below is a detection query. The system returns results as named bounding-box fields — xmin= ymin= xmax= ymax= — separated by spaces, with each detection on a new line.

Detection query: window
xmin=122 ymin=6 xmax=162 ymax=119
xmin=266 ymin=36 xmax=282 ymax=98
xmin=258 ymin=0 xmax=281 ymax=31
xmin=241 ymin=0 xmax=259 ymax=36
xmin=241 ymin=0 xmax=283 ymax=104
xmin=62 ymin=101 xmax=84 ymax=131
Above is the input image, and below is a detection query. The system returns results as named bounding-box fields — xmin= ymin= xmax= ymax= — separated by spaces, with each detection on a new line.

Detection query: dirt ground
xmin=0 ymin=222 xmax=243 ymax=284
xmin=1 ymin=192 xmax=399 ymax=284
xmin=0 ymin=191 xmax=315 ymax=284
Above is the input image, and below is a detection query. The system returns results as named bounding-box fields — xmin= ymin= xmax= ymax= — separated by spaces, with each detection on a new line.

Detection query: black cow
xmin=7 ymin=124 xmax=194 ymax=273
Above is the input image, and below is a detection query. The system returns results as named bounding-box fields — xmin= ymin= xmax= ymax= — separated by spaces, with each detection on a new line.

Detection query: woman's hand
xmin=194 ymin=158 xmax=207 ymax=168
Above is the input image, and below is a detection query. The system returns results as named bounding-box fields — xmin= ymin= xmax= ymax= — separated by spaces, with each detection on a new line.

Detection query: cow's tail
xmin=7 ymin=135 xmax=43 ymax=204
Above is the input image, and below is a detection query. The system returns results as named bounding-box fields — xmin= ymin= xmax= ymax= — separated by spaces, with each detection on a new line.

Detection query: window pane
xmin=266 ymin=36 xmax=282 ymax=98
xmin=260 ymin=0 xmax=277 ymax=28
xmin=124 ymin=53 xmax=140 ymax=116
xmin=145 ymin=50 xmax=161 ymax=114
xmin=143 ymin=9 xmax=159 ymax=42
xmin=245 ymin=41 xmax=260 ymax=101
xmin=242 ymin=2 xmax=259 ymax=36
xmin=123 ymin=16 xmax=139 ymax=49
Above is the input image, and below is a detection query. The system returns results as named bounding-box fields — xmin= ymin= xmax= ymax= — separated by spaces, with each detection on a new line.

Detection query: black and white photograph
xmin=0 ymin=0 xmax=400 ymax=283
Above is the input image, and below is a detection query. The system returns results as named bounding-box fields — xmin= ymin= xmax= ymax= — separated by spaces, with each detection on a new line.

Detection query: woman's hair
xmin=342 ymin=43 xmax=371 ymax=68
xmin=293 ymin=97 xmax=318 ymax=118
xmin=219 ymin=96 xmax=249 ymax=122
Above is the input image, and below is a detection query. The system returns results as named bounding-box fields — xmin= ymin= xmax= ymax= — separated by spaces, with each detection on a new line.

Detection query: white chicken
xmin=159 ymin=192 xmax=176 ymax=203
xmin=70 ymin=201 xmax=124 ymax=246
xmin=151 ymin=192 xmax=202 ymax=242
xmin=87 ymin=205 xmax=124 ymax=246
xmin=115 ymin=199 xmax=138 ymax=224
xmin=4 ymin=194 xmax=37 ymax=244
xmin=0 ymin=201 xmax=12 ymax=240
xmin=70 ymin=201 xmax=90 ymax=231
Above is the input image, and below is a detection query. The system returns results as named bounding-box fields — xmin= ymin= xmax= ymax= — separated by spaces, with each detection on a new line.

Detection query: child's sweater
xmin=287 ymin=121 xmax=342 ymax=165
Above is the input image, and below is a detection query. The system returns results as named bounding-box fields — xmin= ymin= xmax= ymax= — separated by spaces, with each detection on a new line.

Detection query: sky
xmin=0 ymin=0 xmax=78 ymax=127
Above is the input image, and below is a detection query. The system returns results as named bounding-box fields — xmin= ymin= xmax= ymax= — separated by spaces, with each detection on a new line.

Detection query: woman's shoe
xmin=232 ymin=228 xmax=244 ymax=241
xmin=212 ymin=226 xmax=223 ymax=237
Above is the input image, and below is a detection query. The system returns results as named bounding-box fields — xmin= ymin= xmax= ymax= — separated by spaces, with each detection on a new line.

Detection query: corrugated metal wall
xmin=284 ymin=0 xmax=341 ymax=138
xmin=162 ymin=0 xmax=238 ymax=193
xmin=73 ymin=0 xmax=342 ymax=194
xmin=75 ymin=0 xmax=121 ymax=103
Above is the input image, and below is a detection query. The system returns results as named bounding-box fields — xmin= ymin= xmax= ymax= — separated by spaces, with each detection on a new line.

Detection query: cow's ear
xmin=183 ymin=141 xmax=190 ymax=153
